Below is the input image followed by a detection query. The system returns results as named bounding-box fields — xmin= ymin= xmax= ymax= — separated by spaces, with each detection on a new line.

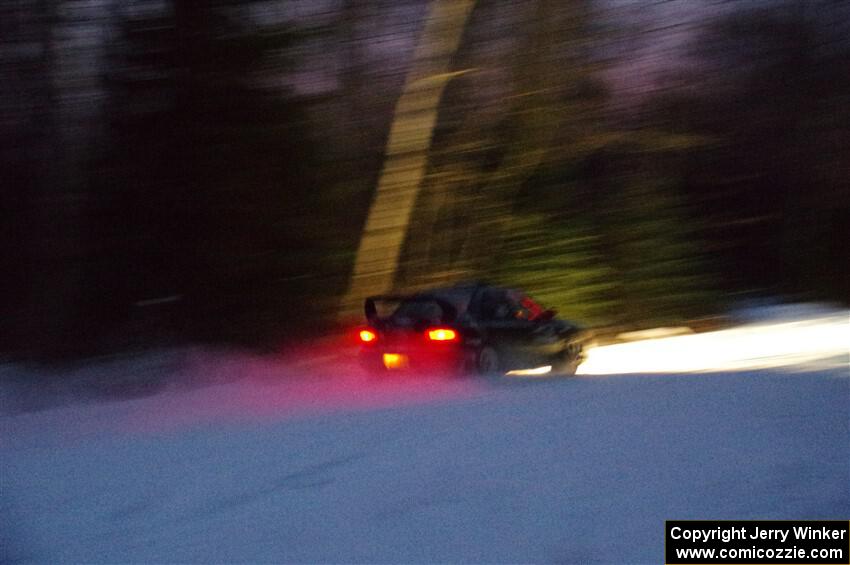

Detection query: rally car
xmin=357 ymin=282 xmax=586 ymax=376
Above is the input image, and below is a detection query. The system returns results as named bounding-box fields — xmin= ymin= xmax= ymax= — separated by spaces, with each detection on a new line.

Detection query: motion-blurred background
xmin=1 ymin=0 xmax=847 ymax=360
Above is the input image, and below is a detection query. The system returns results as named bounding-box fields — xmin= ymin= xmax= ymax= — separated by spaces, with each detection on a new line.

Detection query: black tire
xmin=476 ymin=346 xmax=501 ymax=375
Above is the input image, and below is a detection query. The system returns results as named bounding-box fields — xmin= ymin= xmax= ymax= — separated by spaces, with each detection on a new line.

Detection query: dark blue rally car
xmin=357 ymin=282 xmax=586 ymax=376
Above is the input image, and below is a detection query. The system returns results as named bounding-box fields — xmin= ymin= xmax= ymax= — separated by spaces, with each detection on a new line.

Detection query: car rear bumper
xmin=358 ymin=345 xmax=471 ymax=374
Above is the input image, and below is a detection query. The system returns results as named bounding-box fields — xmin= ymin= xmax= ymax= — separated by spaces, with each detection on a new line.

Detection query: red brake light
xmin=427 ymin=328 xmax=457 ymax=341
xmin=359 ymin=329 xmax=377 ymax=343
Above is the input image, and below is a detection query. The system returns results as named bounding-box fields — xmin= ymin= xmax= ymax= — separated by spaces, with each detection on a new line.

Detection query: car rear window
xmin=391 ymin=300 xmax=445 ymax=324
xmin=429 ymin=290 xmax=471 ymax=317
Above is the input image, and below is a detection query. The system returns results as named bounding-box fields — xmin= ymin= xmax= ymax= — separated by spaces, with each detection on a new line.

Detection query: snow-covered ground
xmin=2 ymin=306 xmax=848 ymax=563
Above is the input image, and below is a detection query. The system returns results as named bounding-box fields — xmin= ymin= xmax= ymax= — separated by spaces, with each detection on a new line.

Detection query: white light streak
xmin=578 ymin=311 xmax=849 ymax=375
xmin=506 ymin=365 xmax=553 ymax=376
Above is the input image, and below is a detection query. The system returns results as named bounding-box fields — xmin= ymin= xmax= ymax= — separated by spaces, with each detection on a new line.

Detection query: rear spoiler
xmin=365 ymin=294 xmax=458 ymax=324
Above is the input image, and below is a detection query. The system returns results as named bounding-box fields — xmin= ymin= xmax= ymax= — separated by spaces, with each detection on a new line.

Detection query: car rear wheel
xmin=476 ymin=346 xmax=501 ymax=375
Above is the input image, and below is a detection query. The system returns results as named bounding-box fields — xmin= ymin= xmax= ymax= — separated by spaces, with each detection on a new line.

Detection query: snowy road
xmin=2 ymin=309 xmax=848 ymax=563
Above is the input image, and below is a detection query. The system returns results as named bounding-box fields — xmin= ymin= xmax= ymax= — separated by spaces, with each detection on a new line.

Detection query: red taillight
xmin=427 ymin=328 xmax=458 ymax=341
xmin=359 ymin=329 xmax=377 ymax=343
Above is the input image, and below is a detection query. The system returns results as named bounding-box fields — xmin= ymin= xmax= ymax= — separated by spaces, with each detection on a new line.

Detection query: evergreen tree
xmin=89 ymin=0 xmax=320 ymax=347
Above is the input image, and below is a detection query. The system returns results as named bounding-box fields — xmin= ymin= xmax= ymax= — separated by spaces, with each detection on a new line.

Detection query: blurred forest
xmin=1 ymin=0 xmax=847 ymax=360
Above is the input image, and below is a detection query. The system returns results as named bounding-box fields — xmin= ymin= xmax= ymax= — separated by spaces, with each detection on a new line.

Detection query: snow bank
xmin=1 ymin=304 xmax=848 ymax=563
xmin=3 ymin=367 xmax=847 ymax=563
